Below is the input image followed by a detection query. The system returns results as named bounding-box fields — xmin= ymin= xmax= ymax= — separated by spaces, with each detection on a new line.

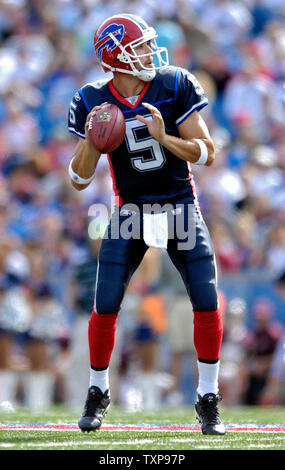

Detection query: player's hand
xmin=136 ymin=103 xmax=166 ymax=144
xmin=85 ymin=102 xmax=108 ymax=145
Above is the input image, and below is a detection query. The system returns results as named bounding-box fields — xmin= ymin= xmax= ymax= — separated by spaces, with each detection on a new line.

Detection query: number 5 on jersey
xmin=125 ymin=116 xmax=166 ymax=172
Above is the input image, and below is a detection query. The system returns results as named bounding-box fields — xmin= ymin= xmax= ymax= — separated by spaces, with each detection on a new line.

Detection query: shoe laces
xmin=84 ymin=387 xmax=104 ymax=415
xmin=201 ymin=393 xmax=222 ymax=424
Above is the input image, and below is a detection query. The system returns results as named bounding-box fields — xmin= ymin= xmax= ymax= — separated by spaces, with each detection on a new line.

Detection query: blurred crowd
xmin=0 ymin=0 xmax=285 ymax=411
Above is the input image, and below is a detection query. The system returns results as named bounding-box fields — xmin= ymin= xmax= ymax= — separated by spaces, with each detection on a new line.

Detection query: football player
xmin=68 ymin=14 xmax=225 ymax=436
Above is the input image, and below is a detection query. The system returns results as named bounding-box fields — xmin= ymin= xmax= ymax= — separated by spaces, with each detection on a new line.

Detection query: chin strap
xmin=136 ymin=69 xmax=156 ymax=82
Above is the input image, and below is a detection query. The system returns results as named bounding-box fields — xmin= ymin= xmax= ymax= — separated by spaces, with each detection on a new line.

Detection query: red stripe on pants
xmin=193 ymin=309 xmax=223 ymax=361
xmin=88 ymin=310 xmax=118 ymax=369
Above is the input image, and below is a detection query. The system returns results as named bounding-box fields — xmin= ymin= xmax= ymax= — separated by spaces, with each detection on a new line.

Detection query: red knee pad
xmin=88 ymin=310 xmax=119 ymax=369
xmin=193 ymin=309 xmax=223 ymax=362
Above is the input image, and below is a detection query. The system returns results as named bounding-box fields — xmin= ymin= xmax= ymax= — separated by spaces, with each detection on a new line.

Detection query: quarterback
xmin=68 ymin=14 xmax=225 ymax=436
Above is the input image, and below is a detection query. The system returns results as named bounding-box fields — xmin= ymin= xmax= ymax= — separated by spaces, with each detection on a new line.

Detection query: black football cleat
xmin=78 ymin=386 xmax=111 ymax=432
xmin=195 ymin=392 xmax=226 ymax=435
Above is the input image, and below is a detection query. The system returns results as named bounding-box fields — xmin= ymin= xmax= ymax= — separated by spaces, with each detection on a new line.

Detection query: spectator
xmin=265 ymin=224 xmax=285 ymax=277
xmin=160 ymin=250 xmax=197 ymax=405
xmin=243 ymin=297 xmax=283 ymax=405
xmin=132 ymin=291 xmax=168 ymax=409
xmin=259 ymin=272 xmax=285 ymax=405
xmin=0 ymin=249 xmax=32 ymax=407
xmin=223 ymin=55 xmax=280 ymax=142
xmin=198 ymin=0 xmax=253 ymax=50
xmin=219 ymin=298 xmax=249 ymax=405
xmin=63 ymin=237 xmax=100 ymax=407
xmin=208 ymin=217 xmax=244 ymax=273
xmin=23 ymin=281 xmax=66 ymax=410
xmin=259 ymin=332 xmax=285 ymax=405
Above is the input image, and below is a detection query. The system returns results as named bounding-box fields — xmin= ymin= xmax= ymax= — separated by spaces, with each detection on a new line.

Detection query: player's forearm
xmin=70 ymin=140 xmax=101 ymax=191
xmin=160 ymin=134 xmax=215 ymax=166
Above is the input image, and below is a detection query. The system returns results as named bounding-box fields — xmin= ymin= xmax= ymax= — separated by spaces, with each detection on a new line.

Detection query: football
xmin=88 ymin=103 xmax=126 ymax=153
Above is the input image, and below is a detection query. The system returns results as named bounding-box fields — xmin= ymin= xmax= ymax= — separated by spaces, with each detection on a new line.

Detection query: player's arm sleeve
xmin=67 ymin=89 xmax=89 ymax=139
xmin=174 ymin=68 xmax=208 ymax=127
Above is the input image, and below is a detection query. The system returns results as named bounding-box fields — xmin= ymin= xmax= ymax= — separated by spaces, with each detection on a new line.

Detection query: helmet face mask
xmin=94 ymin=15 xmax=169 ymax=81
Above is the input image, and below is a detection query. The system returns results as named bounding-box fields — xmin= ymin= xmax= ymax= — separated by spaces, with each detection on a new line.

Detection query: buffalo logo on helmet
xmin=96 ymin=23 xmax=125 ymax=61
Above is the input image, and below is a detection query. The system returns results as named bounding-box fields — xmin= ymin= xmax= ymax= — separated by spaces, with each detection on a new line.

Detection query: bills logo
xmin=97 ymin=23 xmax=125 ymax=61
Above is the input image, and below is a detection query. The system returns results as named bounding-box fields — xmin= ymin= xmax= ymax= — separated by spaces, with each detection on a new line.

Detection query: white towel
xmin=143 ymin=212 xmax=168 ymax=249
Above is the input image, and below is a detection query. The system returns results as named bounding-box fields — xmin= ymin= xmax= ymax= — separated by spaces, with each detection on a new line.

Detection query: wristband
xmin=68 ymin=156 xmax=96 ymax=184
xmin=193 ymin=139 xmax=208 ymax=165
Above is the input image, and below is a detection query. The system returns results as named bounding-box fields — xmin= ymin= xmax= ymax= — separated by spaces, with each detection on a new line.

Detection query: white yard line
xmin=0 ymin=439 xmax=156 ymax=449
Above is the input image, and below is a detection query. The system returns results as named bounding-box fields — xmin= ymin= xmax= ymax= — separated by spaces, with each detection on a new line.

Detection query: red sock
xmin=193 ymin=309 xmax=223 ymax=362
xmin=88 ymin=310 xmax=119 ymax=369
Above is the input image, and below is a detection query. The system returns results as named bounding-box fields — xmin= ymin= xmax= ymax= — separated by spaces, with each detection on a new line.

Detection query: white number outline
xmin=125 ymin=116 xmax=166 ymax=172
xmin=69 ymin=101 xmax=77 ymax=125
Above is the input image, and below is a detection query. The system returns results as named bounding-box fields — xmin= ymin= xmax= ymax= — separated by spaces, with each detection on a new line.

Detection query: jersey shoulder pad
xmin=82 ymin=78 xmax=110 ymax=93
xmin=156 ymin=66 xmax=179 ymax=94
xmin=79 ymin=78 xmax=110 ymax=111
xmin=176 ymin=67 xmax=205 ymax=97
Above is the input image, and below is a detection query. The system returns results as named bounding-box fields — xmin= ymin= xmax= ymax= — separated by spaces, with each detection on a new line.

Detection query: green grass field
xmin=0 ymin=405 xmax=285 ymax=452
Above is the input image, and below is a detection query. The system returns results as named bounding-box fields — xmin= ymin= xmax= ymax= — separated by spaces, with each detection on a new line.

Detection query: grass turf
xmin=0 ymin=405 xmax=285 ymax=451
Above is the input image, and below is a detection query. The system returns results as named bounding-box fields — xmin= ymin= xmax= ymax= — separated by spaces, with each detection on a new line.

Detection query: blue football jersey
xmin=68 ymin=66 xmax=208 ymax=205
